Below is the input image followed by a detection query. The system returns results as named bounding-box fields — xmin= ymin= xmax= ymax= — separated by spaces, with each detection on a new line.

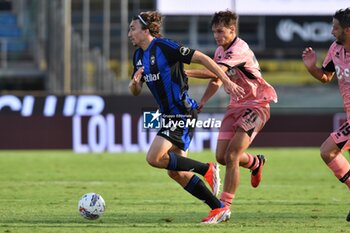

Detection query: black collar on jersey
xmin=225 ymin=36 xmax=238 ymax=51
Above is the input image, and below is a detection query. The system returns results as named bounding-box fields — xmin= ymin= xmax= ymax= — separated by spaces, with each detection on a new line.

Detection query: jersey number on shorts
xmin=339 ymin=122 xmax=350 ymax=136
xmin=242 ymin=109 xmax=257 ymax=124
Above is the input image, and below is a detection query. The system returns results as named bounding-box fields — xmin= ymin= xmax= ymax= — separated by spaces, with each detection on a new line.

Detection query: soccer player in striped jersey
xmin=302 ymin=8 xmax=350 ymax=222
xmin=186 ymin=10 xmax=278 ymax=222
xmin=128 ymin=11 xmax=243 ymax=223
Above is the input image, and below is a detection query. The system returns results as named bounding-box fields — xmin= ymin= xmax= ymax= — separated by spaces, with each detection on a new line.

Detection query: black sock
xmin=167 ymin=151 xmax=209 ymax=176
xmin=184 ymin=175 xmax=222 ymax=210
xmin=339 ymin=169 xmax=350 ymax=183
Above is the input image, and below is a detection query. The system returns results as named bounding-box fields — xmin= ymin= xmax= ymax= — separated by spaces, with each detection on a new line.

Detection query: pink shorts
xmin=218 ymin=106 xmax=270 ymax=142
xmin=331 ymin=119 xmax=350 ymax=150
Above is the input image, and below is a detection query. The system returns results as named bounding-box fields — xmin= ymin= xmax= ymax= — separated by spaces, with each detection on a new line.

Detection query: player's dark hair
xmin=211 ymin=10 xmax=238 ymax=28
xmin=333 ymin=8 xmax=350 ymax=28
xmin=132 ymin=11 xmax=163 ymax=38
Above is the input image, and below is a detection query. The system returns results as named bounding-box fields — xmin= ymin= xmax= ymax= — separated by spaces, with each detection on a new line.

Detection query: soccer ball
xmin=78 ymin=193 xmax=106 ymax=220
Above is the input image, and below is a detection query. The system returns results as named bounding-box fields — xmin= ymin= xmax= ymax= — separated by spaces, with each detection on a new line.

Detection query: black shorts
xmin=157 ymin=109 xmax=197 ymax=151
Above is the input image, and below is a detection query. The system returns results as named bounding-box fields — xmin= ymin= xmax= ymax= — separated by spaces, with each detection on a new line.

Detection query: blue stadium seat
xmin=0 ymin=26 xmax=21 ymax=37
xmin=0 ymin=12 xmax=26 ymax=52
xmin=0 ymin=12 xmax=16 ymax=25
xmin=5 ymin=40 xmax=27 ymax=51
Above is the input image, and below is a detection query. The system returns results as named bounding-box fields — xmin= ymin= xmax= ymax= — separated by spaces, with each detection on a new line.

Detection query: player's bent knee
xmin=167 ymin=170 xmax=181 ymax=180
xmin=320 ymin=149 xmax=330 ymax=163
xmin=319 ymin=147 xmax=338 ymax=164
xmin=225 ymin=153 xmax=240 ymax=165
xmin=319 ymin=137 xmax=341 ymax=163
xmin=146 ymin=155 xmax=161 ymax=168
xmin=216 ymin=155 xmax=226 ymax=165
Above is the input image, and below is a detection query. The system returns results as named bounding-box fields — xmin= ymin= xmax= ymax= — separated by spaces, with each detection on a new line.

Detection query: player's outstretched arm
xmin=302 ymin=47 xmax=333 ymax=83
xmin=197 ymin=78 xmax=222 ymax=112
xmin=186 ymin=68 xmax=217 ymax=79
xmin=191 ymin=50 xmax=245 ymax=99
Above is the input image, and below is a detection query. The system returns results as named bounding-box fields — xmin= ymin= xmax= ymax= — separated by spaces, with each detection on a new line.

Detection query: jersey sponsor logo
xmin=180 ymin=46 xmax=191 ymax=56
xmin=143 ymin=73 xmax=160 ymax=82
xmin=335 ymin=65 xmax=350 ymax=82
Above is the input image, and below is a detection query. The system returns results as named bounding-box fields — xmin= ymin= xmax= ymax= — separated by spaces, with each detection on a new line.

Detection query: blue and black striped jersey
xmin=132 ymin=38 xmax=198 ymax=115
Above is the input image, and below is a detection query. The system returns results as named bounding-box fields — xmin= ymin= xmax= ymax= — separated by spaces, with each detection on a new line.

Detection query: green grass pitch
xmin=0 ymin=148 xmax=348 ymax=233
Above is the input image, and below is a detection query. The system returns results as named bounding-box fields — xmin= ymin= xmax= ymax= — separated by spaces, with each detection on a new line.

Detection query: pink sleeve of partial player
xmin=322 ymin=42 xmax=336 ymax=69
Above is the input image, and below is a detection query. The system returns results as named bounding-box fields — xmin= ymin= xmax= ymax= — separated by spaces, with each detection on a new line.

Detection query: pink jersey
xmin=214 ymin=37 xmax=277 ymax=108
xmin=323 ymin=42 xmax=350 ymax=119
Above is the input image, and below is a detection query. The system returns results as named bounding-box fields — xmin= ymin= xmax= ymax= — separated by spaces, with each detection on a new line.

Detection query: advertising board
xmin=0 ymin=95 xmax=336 ymax=152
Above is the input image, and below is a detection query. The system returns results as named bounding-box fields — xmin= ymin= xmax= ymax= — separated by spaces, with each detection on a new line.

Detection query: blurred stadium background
xmin=0 ymin=0 xmax=349 ymax=152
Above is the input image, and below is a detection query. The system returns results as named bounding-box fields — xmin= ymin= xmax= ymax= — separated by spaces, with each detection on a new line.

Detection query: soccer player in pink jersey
xmin=186 ymin=10 xmax=277 ymax=223
xmin=302 ymin=8 xmax=350 ymax=221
